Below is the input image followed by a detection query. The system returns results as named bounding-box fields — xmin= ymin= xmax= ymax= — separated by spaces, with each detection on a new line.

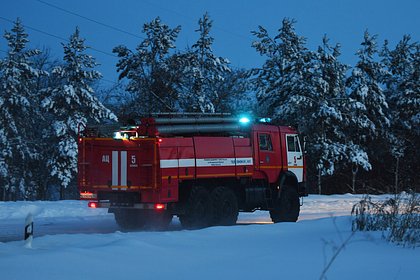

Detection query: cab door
xmin=257 ymin=132 xmax=281 ymax=182
xmin=257 ymin=133 xmax=273 ymax=167
xmin=285 ymin=134 xmax=303 ymax=182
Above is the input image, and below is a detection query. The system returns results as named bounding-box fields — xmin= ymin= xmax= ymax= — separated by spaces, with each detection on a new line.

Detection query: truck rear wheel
xmin=270 ymin=186 xmax=300 ymax=223
xmin=148 ymin=211 xmax=173 ymax=230
xmin=114 ymin=209 xmax=148 ymax=230
xmin=210 ymin=187 xmax=238 ymax=226
xmin=179 ymin=186 xmax=211 ymax=229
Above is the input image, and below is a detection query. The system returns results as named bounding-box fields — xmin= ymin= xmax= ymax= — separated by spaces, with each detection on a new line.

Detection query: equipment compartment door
xmin=285 ymin=134 xmax=304 ymax=182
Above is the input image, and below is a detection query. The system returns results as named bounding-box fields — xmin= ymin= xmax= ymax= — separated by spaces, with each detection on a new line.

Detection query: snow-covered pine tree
xmin=178 ymin=13 xmax=231 ymax=113
xmin=310 ymin=36 xmax=370 ymax=193
xmin=31 ymin=48 xmax=63 ymax=200
xmin=310 ymin=36 xmax=347 ymax=175
xmin=113 ymin=17 xmax=181 ymax=114
xmin=381 ymin=36 xmax=420 ymax=191
xmin=42 ymin=27 xmax=117 ymax=194
xmin=347 ymin=31 xmax=390 ymax=141
xmin=0 ymin=19 xmax=45 ymax=200
xmin=346 ymin=31 xmax=391 ymax=192
xmin=252 ymin=18 xmax=312 ymax=127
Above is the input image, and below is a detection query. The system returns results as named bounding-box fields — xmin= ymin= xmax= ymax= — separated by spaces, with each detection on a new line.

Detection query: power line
xmin=29 ymin=2 xmax=191 ymax=59
xmin=0 ymin=16 xmax=117 ymax=58
xmin=36 ymin=0 xmax=145 ymax=40
xmin=0 ymin=16 xmax=120 ymax=87
xmin=36 ymin=0 xmax=251 ymax=43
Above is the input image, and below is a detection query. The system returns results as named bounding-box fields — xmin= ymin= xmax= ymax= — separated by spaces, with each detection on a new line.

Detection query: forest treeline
xmin=0 ymin=15 xmax=418 ymax=200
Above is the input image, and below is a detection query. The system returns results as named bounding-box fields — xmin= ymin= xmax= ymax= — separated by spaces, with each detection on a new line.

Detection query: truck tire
xmin=114 ymin=209 xmax=148 ymax=230
xmin=269 ymin=186 xmax=300 ymax=223
xmin=148 ymin=211 xmax=173 ymax=230
xmin=210 ymin=187 xmax=238 ymax=226
xmin=179 ymin=186 xmax=211 ymax=229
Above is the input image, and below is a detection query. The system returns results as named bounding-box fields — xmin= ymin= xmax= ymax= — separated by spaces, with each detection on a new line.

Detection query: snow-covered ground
xmin=1 ymin=194 xmax=418 ymax=279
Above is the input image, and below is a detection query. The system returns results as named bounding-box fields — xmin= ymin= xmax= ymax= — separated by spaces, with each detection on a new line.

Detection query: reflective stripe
xmin=120 ymin=151 xmax=127 ymax=186
xmin=159 ymin=158 xmax=253 ymax=168
xmin=179 ymin=158 xmax=195 ymax=167
xmin=112 ymin=151 xmax=118 ymax=186
xmin=160 ymin=159 xmax=178 ymax=168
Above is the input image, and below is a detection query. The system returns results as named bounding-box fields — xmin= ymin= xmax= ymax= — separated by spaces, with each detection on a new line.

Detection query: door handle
xmin=296 ymin=156 xmax=302 ymax=160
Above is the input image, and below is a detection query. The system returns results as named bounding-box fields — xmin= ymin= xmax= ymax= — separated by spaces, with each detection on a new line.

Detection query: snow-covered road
xmin=0 ymin=194 xmax=360 ymax=242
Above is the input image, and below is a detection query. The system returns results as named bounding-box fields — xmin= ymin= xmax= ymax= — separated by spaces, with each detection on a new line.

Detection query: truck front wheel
xmin=270 ymin=186 xmax=300 ymax=223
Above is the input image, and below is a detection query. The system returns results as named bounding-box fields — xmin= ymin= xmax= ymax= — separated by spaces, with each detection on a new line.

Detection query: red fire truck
xmin=78 ymin=114 xmax=306 ymax=229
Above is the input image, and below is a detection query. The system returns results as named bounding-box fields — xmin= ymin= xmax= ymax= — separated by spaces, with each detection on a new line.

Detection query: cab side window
xmin=259 ymin=134 xmax=273 ymax=151
xmin=287 ymin=135 xmax=301 ymax=152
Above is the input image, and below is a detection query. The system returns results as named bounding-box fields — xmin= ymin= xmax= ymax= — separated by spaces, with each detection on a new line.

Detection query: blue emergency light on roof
xmin=239 ymin=117 xmax=250 ymax=124
xmin=259 ymin=118 xmax=272 ymax=123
